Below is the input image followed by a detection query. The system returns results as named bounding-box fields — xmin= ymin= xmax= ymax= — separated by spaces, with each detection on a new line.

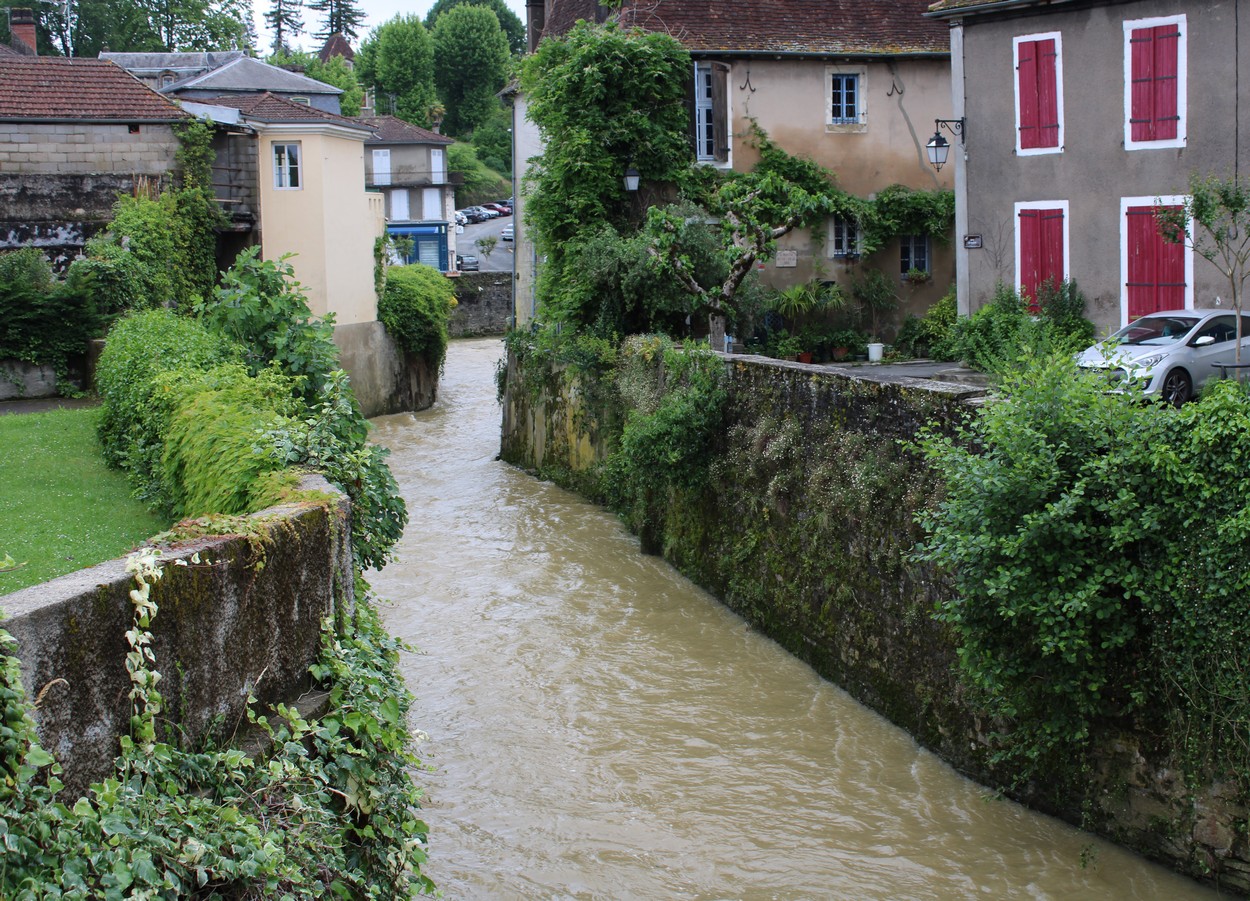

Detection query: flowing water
xmin=368 ymin=338 xmax=1218 ymax=900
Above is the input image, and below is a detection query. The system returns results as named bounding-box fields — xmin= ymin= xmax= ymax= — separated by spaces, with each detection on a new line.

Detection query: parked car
xmin=501 ymin=224 xmax=514 ymax=241
xmin=482 ymin=202 xmax=511 ymax=216
xmin=457 ymin=253 xmax=479 ymax=271
xmin=454 ymin=210 xmax=468 ymax=226
xmin=1075 ymin=308 xmax=1250 ymax=405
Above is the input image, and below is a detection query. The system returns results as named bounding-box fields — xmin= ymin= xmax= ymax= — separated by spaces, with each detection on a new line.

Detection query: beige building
xmin=194 ymin=93 xmax=383 ymax=327
xmin=517 ymin=0 xmax=954 ymax=331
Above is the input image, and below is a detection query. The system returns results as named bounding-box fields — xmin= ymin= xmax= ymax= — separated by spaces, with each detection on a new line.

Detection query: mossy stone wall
xmin=500 ymin=349 xmax=1250 ymax=894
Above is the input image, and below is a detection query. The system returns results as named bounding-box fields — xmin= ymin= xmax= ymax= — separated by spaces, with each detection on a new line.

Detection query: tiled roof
xmin=203 ymin=92 xmax=372 ymax=131
xmin=356 ymin=115 xmax=454 ymax=145
xmin=926 ymin=0 xmax=1033 ymax=15
xmin=164 ymin=56 xmax=340 ymax=95
xmin=0 ymin=57 xmax=190 ymax=121
xmin=542 ymin=0 xmax=948 ymax=55
xmin=319 ymin=34 xmax=355 ymax=63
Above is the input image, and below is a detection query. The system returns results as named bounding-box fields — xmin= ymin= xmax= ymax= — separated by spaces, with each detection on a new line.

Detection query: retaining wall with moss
xmin=500 ymin=349 xmax=1250 ymax=894
xmin=1 ymin=474 xmax=353 ymax=796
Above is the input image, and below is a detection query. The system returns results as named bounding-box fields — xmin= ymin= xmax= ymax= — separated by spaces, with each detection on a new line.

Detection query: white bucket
xmin=867 ymin=342 xmax=884 ymax=363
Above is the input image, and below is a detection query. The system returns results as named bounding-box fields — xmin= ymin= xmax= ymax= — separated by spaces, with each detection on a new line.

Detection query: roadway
xmin=458 ymin=216 xmax=514 ymax=273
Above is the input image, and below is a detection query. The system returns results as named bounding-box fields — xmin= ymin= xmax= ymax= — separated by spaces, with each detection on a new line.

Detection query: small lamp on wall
xmin=926 ymin=118 xmax=966 ymax=171
xmin=624 ymin=165 xmax=641 ymax=192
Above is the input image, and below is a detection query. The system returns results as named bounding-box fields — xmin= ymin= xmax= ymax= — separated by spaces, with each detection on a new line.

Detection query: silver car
xmin=1076 ymin=308 xmax=1250 ymax=405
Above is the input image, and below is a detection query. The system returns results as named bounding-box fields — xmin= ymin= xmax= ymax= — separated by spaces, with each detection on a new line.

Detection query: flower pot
xmin=831 ymin=346 xmax=849 ymax=361
xmin=797 ymin=351 xmax=813 ymax=364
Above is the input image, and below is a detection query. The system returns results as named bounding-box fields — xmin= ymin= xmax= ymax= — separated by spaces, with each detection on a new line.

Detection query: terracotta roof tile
xmin=542 ymin=0 xmax=948 ymax=55
xmin=319 ymin=34 xmax=355 ymax=63
xmin=0 ymin=57 xmax=190 ymax=121
xmin=356 ymin=115 xmax=454 ymax=145
xmin=203 ymin=91 xmax=372 ymax=130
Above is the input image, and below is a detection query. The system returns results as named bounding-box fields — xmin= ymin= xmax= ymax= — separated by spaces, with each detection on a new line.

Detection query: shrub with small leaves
xmin=378 ymin=263 xmax=457 ymax=373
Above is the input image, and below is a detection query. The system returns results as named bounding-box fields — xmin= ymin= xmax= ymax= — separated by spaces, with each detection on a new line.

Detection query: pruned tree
xmin=355 ymin=14 xmax=437 ymax=126
xmin=431 ymin=4 xmax=508 ymax=137
xmin=1157 ymin=173 xmax=1250 ymax=361
xmin=424 ymin=0 xmax=525 ymax=56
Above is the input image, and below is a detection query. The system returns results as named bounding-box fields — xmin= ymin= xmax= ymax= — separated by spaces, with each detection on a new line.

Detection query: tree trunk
xmin=709 ymin=313 xmax=727 ymax=352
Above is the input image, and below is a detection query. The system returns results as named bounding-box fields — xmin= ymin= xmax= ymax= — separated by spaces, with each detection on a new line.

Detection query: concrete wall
xmin=500 ymin=350 xmax=1250 ymax=893
xmin=0 ymin=122 xmax=181 ymax=176
xmin=950 ymin=0 xmax=1250 ymax=332
xmin=334 ymin=319 xmax=438 ymax=417
xmin=450 ymin=271 xmax=513 ymax=337
xmin=0 ymin=474 xmax=353 ymax=797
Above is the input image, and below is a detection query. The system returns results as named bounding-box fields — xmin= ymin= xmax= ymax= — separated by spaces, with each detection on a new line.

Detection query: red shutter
xmin=1126 ymin=205 xmax=1185 ymax=318
xmin=1019 ymin=207 xmax=1064 ymax=311
xmin=1019 ymin=39 xmax=1059 ymax=149
xmin=1130 ymin=25 xmax=1180 ymax=142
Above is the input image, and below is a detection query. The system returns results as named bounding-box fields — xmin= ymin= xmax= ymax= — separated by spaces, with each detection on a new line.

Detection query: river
xmin=367 ymin=337 xmax=1217 ymax=900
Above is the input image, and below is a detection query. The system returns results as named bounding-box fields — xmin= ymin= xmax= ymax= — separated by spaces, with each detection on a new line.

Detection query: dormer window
xmin=291 ymin=96 xmax=311 ymax=105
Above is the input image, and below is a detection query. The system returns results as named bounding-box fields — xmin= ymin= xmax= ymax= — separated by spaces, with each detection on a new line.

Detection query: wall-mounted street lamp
xmin=926 ymin=118 xmax=966 ymax=171
xmin=624 ymin=165 xmax=640 ymax=192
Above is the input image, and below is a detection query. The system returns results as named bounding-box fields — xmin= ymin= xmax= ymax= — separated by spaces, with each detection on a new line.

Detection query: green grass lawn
xmin=0 ymin=407 xmax=169 ymax=596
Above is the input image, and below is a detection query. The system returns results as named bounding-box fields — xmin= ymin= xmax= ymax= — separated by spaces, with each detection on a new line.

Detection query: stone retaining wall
xmin=1 ymin=474 xmax=353 ymax=796
xmin=450 ymin=270 xmax=512 ymax=337
xmin=500 ymin=349 xmax=1250 ymax=895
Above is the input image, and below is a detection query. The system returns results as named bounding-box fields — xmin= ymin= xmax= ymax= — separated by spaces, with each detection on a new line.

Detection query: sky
xmin=254 ymin=0 xmax=530 ymax=54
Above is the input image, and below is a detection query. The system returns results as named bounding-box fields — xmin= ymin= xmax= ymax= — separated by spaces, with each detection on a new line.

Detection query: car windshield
xmin=1109 ymin=315 xmax=1200 ymax=346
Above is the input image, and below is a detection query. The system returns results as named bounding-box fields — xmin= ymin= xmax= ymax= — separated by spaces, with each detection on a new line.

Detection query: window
xmin=373 ymin=149 xmax=391 ymax=186
xmin=390 ymin=188 xmax=409 ymax=221
xmin=900 ymin=235 xmax=929 ymax=276
xmin=291 ymin=96 xmax=311 ymax=105
xmin=828 ymin=217 xmax=861 ymax=258
xmin=273 ymin=142 xmax=301 ymax=190
xmin=693 ymin=62 xmax=728 ymax=163
xmin=431 ymin=148 xmax=446 ymax=183
xmin=422 ymin=187 xmax=441 ymax=220
xmin=1014 ymin=33 xmax=1062 ymax=153
xmin=1124 ymin=16 xmax=1186 ymax=149
xmin=825 ymin=68 xmax=866 ymax=128
xmin=1121 ymin=195 xmax=1192 ymax=323
xmin=1015 ymin=202 xmax=1068 ymax=310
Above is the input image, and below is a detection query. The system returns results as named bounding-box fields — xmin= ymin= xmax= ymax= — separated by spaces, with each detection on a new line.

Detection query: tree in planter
xmin=1157 ymin=173 xmax=1250 ymax=362
xmin=851 ymin=270 xmax=899 ymax=342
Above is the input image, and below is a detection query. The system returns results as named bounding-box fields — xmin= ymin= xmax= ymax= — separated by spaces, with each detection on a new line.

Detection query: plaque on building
xmin=775 ymin=250 xmax=798 ymax=268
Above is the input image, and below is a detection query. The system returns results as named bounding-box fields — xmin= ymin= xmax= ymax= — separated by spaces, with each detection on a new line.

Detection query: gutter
xmin=925 ymin=0 xmax=1089 ymax=19
xmin=689 ymin=50 xmax=950 ymax=61
xmin=0 ymin=117 xmax=188 ymax=125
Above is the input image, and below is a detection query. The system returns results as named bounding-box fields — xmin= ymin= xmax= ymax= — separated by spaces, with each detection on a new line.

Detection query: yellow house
xmin=194 ymin=92 xmax=383 ymax=325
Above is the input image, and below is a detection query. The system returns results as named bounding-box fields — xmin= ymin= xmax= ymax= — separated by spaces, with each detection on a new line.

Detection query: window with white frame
xmin=273 ymin=142 xmax=301 ymax=190
xmin=900 ymin=234 xmax=929 ymax=276
xmin=1124 ymin=15 xmax=1186 ymax=150
xmin=826 ymin=67 xmax=866 ymax=128
xmin=694 ymin=61 xmax=729 ymax=162
xmin=827 ymin=217 xmax=861 ymax=258
xmin=1014 ymin=32 xmax=1063 ymax=154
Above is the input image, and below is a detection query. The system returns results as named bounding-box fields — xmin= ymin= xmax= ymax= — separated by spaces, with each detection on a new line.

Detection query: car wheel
xmin=1161 ymin=368 xmax=1193 ymax=406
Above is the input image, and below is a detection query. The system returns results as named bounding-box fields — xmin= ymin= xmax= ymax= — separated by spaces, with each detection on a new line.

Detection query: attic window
xmin=128 ymin=125 xmax=141 ymax=134
xmin=291 ymin=96 xmax=311 ymax=105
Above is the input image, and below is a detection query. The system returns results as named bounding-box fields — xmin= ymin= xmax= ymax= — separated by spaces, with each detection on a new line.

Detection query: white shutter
xmin=390 ymin=189 xmax=409 ymax=221
xmin=373 ymin=149 xmax=391 ymax=186
xmin=422 ymin=188 xmax=441 ymax=220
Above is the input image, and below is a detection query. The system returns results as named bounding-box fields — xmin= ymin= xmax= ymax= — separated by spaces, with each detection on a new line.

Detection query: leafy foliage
xmin=307 ymin=0 xmax=366 ymax=40
xmin=37 ymin=0 xmax=254 ymax=57
xmin=264 ymin=0 xmax=305 ymax=54
xmin=0 ymin=565 xmax=433 ymax=898
xmin=894 ymin=289 xmax=957 ymax=359
xmin=356 ymin=15 xmax=438 ymax=126
xmin=447 ymin=141 xmax=510 ymax=205
xmin=304 ymin=53 xmax=366 ymax=116
xmin=378 ymin=263 xmax=458 ymax=371
xmin=0 ymin=248 xmax=100 ymax=388
xmin=917 ymin=355 xmax=1250 ymax=785
xmin=431 ymin=4 xmax=509 ymax=137
xmin=425 ymin=0 xmax=525 ymax=55
xmin=944 ymin=281 xmax=1093 ymax=374
xmin=196 ymin=247 xmax=341 ymax=404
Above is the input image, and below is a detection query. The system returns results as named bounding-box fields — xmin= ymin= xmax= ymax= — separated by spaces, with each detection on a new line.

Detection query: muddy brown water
xmin=368 ymin=337 xmax=1217 ymax=900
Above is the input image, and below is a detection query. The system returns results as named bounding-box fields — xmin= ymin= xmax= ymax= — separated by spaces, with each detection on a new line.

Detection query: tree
xmin=304 ymin=54 xmax=363 ymax=115
xmin=425 ymin=0 xmax=525 ymax=56
xmin=355 ymin=15 xmax=437 ymax=126
xmin=521 ymin=20 xmax=692 ymax=321
xmin=147 ymin=0 xmax=255 ymax=51
xmin=446 ymin=142 xmax=509 ymax=206
xmin=263 ymin=0 xmax=303 ymax=54
xmin=1157 ymin=173 xmax=1250 ymax=361
xmin=431 ymin=5 xmax=509 ymax=136
xmin=306 ymin=0 xmax=364 ymax=40
xmin=36 ymin=0 xmax=254 ymax=56
xmin=469 ymin=106 xmax=513 ymax=174
xmin=645 ymin=128 xmax=857 ymax=348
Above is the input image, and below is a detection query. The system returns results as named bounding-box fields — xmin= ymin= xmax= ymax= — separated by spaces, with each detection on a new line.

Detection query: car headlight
xmin=1129 ymin=353 xmax=1165 ymax=371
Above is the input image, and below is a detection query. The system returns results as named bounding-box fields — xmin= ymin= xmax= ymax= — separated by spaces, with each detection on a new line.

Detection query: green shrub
xmin=65 ymin=240 xmax=158 ymax=320
xmin=160 ymin=363 xmax=301 ymax=518
xmin=0 ymin=247 xmax=101 ymax=389
xmin=378 ymin=264 xmax=457 ymax=372
xmin=197 ymin=248 xmax=341 ymax=404
xmin=95 ymin=309 xmax=237 ymax=503
xmin=895 ymin=289 xmax=956 ymax=359
xmin=945 ymin=281 xmax=1094 ymax=373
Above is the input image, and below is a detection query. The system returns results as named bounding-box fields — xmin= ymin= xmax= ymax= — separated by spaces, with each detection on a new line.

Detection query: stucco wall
xmin=0 ymin=474 xmax=353 ymax=797
xmin=334 ymin=319 xmax=438 ymax=417
xmin=500 ymin=350 xmax=1250 ymax=893
xmin=953 ymin=0 xmax=1250 ymax=332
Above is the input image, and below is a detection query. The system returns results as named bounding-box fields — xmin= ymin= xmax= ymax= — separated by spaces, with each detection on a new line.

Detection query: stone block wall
xmin=450 ymin=271 xmax=513 ymax=337
xmin=1 ymin=474 xmax=353 ymax=796
xmin=0 ymin=123 xmax=181 ymax=177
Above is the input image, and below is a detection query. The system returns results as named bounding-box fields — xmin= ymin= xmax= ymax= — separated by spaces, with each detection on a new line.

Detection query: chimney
xmin=9 ymin=8 xmax=37 ymax=55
